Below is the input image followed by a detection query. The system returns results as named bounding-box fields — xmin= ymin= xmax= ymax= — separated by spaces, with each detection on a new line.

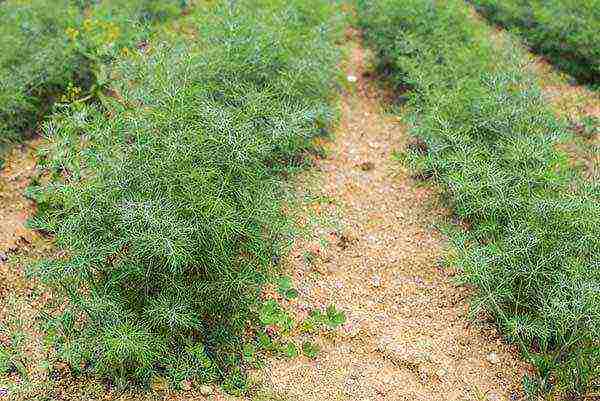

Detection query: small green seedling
xmin=301 ymin=341 xmax=319 ymax=359
xmin=277 ymin=276 xmax=299 ymax=300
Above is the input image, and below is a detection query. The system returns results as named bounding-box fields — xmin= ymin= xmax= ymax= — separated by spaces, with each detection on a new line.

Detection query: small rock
xmin=0 ymin=252 xmax=7 ymax=263
xmin=487 ymin=352 xmax=500 ymax=364
xmin=180 ymin=379 xmax=192 ymax=391
xmin=357 ymin=161 xmax=375 ymax=171
xmin=199 ymin=385 xmax=213 ymax=396
xmin=339 ymin=345 xmax=352 ymax=354
xmin=344 ymin=377 xmax=357 ymax=395
xmin=374 ymin=383 xmax=387 ymax=395
xmin=347 ymin=75 xmax=357 ymax=83
xmin=343 ymin=321 xmax=360 ymax=338
xmin=418 ymin=366 xmax=429 ymax=383
xmin=371 ymin=275 xmax=381 ymax=288
xmin=375 ymin=313 xmax=388 ymax=322
xmin=487 ymin=392 xmax=500 ymax=401
xmin=380 ymin=341 xmax=424 ymax=370
xmin=376 ymin=335 xmax=393 ymax=352
xmin=436 ymin=367 xmax=448 ymax=380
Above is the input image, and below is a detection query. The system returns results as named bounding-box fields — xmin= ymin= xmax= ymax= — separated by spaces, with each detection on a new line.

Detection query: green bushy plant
xmin=0 ymin=0 xmax=80 ymax=144
xmin=0 ymin=0 xmax=185 ymax=147
xmin=358 ymin=0 xmax=600 ymax=397
xmin=469 ymin=0 xmax=600 ymax=87
xmin=29 ymin=0 xmax=342 ymax=390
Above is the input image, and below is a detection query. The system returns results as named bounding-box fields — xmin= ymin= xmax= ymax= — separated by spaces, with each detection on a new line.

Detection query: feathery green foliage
xmin=469 ymin=0 xmax=600 ymax=87
xmin=0 ymin=0 xmax=185 ymax=147
xmin=357 ymin=0 xmax=600 ymax=397
xmin=29 ymin=0 xmax=342 ymax=390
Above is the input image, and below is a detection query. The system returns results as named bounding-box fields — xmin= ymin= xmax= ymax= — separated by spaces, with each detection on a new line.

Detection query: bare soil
xmin=0 ymin=141 xmax=40 ymax=253
xmin=259 ymin=33 xmax=528 ymax=401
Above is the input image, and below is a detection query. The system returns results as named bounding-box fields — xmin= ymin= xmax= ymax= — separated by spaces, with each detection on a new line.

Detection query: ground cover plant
xmin=0 ymin=0 xmax=185 ymax=151
xmin=357 ymin=0 xmax=600 ymax=398
xmin=24 ymin=0 xmax=344 ymax=393
xmin=469 ymin=0 xmax=600 ymax=87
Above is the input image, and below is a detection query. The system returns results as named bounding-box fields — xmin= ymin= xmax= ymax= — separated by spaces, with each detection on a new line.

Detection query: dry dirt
xmin=258 ymin=33 xmax=528 ymax=401
xmin=0 ymin=141 xmax=40 ymax=253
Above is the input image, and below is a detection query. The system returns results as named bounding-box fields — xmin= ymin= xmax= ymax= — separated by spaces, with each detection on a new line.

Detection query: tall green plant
xmin=358 ymin=0 xmax=600 ymax=397
xmin=30 ymin=0 xmax=342 ymax=390
xmin=0 ymin=0 xmax=185 ymax=148
xmin=469 ymin=0 xmax=600 ymax=87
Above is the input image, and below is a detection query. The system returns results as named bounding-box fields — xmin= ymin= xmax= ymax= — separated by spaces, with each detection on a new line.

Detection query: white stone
xmin=486 ymin=352 xmax=500 ymax=364
xmin=199 ymin=385 xmax=213 ymax=396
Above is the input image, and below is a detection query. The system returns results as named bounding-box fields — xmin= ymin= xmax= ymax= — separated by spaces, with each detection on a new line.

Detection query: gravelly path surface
xmin=260 ymin=32 xmax=528 ymax=401
xmin=0 ymin=140 xmax=39 ymax=253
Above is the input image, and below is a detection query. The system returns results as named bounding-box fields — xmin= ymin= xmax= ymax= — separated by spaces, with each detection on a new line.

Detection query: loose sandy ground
xmin=259 ymin=32 xmax=527 ymax=401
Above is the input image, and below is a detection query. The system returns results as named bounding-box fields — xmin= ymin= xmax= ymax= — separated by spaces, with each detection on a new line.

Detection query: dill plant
xmin=0 ymin=0 xmax=185 ymax=148
xmin=29 ymin=0 xmax=342 ymax=390
xmin=0 ymin=0 xmax=80 ymax=144
xmin=469 ymin=0 xmax=600 ymax=87
xmin=358 ymin=0 xmax=600 ymax=397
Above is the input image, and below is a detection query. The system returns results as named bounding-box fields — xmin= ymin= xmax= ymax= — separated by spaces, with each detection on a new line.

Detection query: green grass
xmin=26 ymin=0 xmax=343 ymax=392
xmin=357 ymin=0 xmax=600 ymax=398
xmin=469 ymin=0 xmax=600 ymax=87
xmin=0 ymin=0 xmax=185 ymax=148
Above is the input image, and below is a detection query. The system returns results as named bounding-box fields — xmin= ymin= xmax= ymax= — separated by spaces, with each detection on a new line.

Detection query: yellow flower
xmin=65 ymin=27 xmax=79 ymax=41
xmin=83 ymin=18 xmax=93 ymax=32
xmin=121 ymin=47 xmax=130 ymax=57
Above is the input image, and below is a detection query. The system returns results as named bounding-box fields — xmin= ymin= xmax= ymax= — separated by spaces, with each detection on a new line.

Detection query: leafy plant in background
xmin=357 ymin=0 xmax=600 ymax=398
xmin=0 ymin=0 xmax=80 ymax=145
xmin=0 ymin=0 xmax=186 ymax=150
xmin=0 ymin=348 xmax=11 ymax=375
xmin=469 ymin=0 xmax=600 ymax=88
xmin=0 ymin=312 xmax=29 ymax=382
xmin=28 ymin=0 xmax=344 ymax=392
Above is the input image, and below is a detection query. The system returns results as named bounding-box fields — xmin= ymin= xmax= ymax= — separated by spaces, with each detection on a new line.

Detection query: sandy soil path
xmin=260 ymin=32 xmax=527 ymax=401
xmin=0 ymin=141 xmax=39 ymax=254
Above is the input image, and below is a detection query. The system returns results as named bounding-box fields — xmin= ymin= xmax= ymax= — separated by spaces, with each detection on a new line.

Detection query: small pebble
xmin=0 ymin=252 xmax=7 ymax=263
xmin=371 ymin=275 xmax=381 ymax=288
xmin=343 ymin=321 xmax=360 ymax=337
xmin=180 ymin=379 xmax=192 ymax=391
xmin=374 ymin=314 xmax=387 ymax=323
xmin=199 ymin=385 xmax=213 ymax=396
xmin=344 ymin=377 xmax=357 ymax=395
xmin=488 ymin=392 xmax=500 ymax=401
xmin=334 ymin=280 xmax=344 ymax=289
xmin=418 ymin=366 xmax=429 ymax=383
xmin=376 ymin=335 xmax=393 ymax=352
xmin=339 ymin=345 xmax=352 ymax=354
xmin=487 ymin=352 xmax=500 ymax=364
